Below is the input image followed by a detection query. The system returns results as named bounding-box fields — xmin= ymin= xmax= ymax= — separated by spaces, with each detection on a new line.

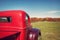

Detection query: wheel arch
xmin=28 ymin=28 xmax=41 ymax=40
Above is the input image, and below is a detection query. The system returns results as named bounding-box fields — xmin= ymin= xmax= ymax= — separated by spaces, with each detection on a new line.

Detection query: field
xmin=31 ymin=21 xmax=60 ymax=40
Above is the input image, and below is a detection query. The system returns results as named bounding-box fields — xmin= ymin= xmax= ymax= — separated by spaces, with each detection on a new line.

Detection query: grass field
xmin=31 ymin=21 xmax=60 ymax=40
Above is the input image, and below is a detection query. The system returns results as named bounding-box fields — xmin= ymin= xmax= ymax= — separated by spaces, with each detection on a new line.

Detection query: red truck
xmin=0 ymin=10 xmax=41 ymax=40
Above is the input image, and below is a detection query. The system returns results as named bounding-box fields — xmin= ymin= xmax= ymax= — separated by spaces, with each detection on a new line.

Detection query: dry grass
xmin=32 ymin=22 xmax=60 ymax=40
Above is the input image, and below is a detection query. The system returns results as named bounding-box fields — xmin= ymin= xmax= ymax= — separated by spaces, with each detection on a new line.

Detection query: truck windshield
xmin=0 ymin=17 xmax=11 ymax=22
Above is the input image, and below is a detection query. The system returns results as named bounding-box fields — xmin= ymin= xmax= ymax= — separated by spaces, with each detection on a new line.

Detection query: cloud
xmin=37 ymin=10 xmax=60 ymax=15
xmin=30 ymin=10 xmax=60 ymax=18
xmin=47 ymin=10 xmax=60 ymax=14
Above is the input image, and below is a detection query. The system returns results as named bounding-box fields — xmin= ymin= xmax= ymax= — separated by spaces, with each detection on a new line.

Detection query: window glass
xmin=0 ymin=17 xmax=11 ymax=22
xmin=25 ymin=15 xmax=28 ymax=26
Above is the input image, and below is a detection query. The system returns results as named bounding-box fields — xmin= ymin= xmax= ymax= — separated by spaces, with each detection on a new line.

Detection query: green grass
xmin=31 ymin=21 xmax=60 ymax=40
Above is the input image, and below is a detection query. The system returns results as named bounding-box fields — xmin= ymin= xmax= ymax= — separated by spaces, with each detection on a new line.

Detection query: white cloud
xmin=30 ymin=10 xmax=60 ymax=18
xmin=47 ymin=10 xmax=60 ymax=14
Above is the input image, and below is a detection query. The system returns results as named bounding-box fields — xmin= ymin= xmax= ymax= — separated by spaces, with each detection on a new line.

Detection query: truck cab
xmin=0 ymin=10 xmax=41 ymax=40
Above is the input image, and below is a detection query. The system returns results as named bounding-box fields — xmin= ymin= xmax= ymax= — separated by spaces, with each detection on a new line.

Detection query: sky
xmin=0 ymin=0 xmax=60 ymax=18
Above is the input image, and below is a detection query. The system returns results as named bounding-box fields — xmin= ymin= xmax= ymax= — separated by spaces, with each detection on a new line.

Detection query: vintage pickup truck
xmin=0 ymin=10 xmax=41 ymax=40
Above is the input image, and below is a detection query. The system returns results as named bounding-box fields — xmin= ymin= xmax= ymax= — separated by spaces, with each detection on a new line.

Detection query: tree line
xmin=30 ymin=17 xmax=60 ymax=22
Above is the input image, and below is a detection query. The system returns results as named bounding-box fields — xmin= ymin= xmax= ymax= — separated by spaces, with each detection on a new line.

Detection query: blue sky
xmin=0 ymin=0 xmax=60 ymax=18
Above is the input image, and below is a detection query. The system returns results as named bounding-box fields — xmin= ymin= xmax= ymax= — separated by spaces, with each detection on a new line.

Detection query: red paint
xmin=0 ymin=10 xmax=41 ymax=40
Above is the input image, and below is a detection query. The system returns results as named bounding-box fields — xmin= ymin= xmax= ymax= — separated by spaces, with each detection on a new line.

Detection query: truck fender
xmin=28 ymin=28 xmax=41 ymax=40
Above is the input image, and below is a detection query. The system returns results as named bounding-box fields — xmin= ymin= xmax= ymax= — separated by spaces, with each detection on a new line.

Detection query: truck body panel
xmin=0 ymin=10 xmax=41 ymax=40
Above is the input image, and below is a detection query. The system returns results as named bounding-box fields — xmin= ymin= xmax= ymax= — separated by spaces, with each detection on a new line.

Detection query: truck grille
xmin=0 ymin=32 xmax=20 ymax=40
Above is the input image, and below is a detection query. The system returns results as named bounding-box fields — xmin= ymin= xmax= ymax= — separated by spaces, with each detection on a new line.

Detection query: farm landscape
xmin=31 ymin=17 xmax=60 ymax=40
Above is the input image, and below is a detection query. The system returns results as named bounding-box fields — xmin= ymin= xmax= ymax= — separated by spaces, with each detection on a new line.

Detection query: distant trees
xmin=53 ymin=18 xmax=60 ymax=22
xmin=30 ymin=17 xmax=60 ymax=22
